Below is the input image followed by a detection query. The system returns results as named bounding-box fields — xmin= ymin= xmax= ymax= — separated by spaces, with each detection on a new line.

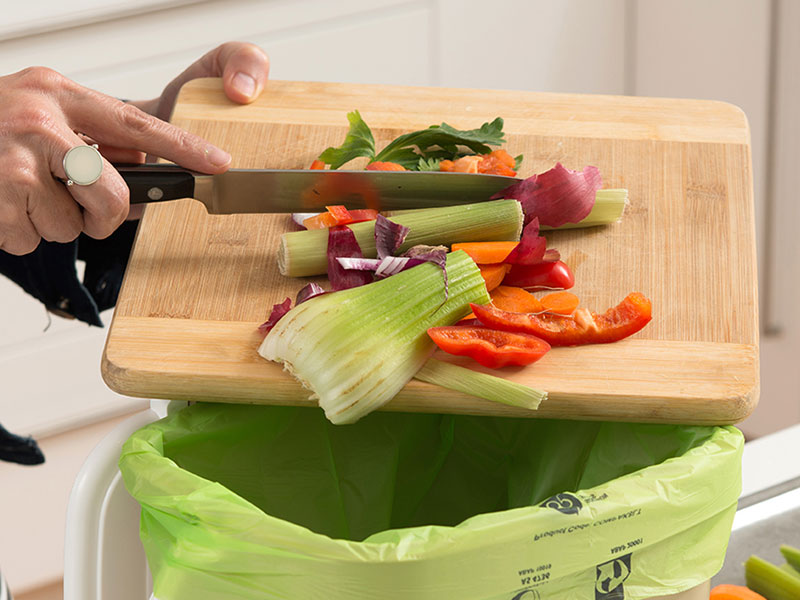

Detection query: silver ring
xmin=63 ymin=144 xmax=103 ymax=186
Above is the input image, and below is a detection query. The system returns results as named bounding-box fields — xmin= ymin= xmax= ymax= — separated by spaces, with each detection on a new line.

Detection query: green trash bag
xmin=119 ymin=403 xmax=743 ymax=600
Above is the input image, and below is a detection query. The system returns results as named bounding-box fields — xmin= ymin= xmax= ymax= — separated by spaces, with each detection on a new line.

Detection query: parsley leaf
xmin=514 ymin=154 xmax=524 ymax=171
xmin=375 ymin=118 xmax=506 ymax=167
xmin=317 ymin=110 xmax=376 ymax=169
xmin=316 ymin=113 xmax=510 ymax=171
xmin=416 ymin=157 xmax=441 ymax=171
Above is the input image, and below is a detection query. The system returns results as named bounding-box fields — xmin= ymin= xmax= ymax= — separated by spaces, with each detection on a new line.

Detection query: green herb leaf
xmin=375 ymin=148 xmax=424 ymax=170
xmin=416 ymin=157 xmax=442 ymax=171
xmin=514 ymin=154 xmax=524 ymax=171
xmin=375 ymin=118 xmax=507 ymax=165
xmin=317 ymin=110 xmax=376 ymax=169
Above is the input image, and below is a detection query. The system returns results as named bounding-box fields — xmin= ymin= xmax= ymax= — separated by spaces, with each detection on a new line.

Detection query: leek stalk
xmin=259 ymin=250 xmax=490 ymax=424
xmin=279 ymin=199 xmax=523 ymax=277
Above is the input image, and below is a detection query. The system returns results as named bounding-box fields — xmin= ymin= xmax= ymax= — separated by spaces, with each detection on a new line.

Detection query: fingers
xmin=216 ymin=42 xmax=270 ymax=104
xmin=0 ymin=183 xmax=40 ymax=255
xmin=0 ymin=146 xmax=84 ymax=254
xmin=63 ymin=91 xmax=231 ymax=174
xmin=26 ymin=175 xmax=85 ymax=243
xmin=150 ymin=42 xmax=269 ymax=121
xmin=49 ymin=130 xmax=130 ymax=240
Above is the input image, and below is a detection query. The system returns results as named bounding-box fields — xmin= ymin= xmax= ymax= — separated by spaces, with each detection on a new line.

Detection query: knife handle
xmin=114 ymin=163 xmax=196 ymax=204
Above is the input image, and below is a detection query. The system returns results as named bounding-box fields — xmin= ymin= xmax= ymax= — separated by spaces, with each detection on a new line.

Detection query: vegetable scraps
xmin=427 ymin=326 xmax=550 ymax=368
xmin=494 ymin=162 xmax=601 ymax=227
xmin=314 ymin=110 xmax=522 ymax=173
xmin=744 ymin=546 xmax=800 ymax=600
xmin=258 ymin=251 xmax=489 ymax=424
xmin=257 ymin=112 xmax=640 ymax=423
xmin=709 ymin=585 xmax=767 ymax=600
xmin=470 ymin=293 xmax=652 ymax=347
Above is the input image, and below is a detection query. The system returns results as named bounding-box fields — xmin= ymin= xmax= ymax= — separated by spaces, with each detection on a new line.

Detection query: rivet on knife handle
xmin=115 ymin=163 xmax=197 ymax=205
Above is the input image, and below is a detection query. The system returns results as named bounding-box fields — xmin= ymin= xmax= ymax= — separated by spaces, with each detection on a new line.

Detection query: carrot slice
xmin=709 ymin=585 xmax=766 ymax=600
xmin=477 ymin=155 xmax=517 ymax=176
xmin=452 ymin=155 xmax=482 ymax=173
xmin=309 ymin=159 xmax=326 ymax=170
xmin=452 ymin=241 xmax=518 ymax=264
xmin=540 ymin=291 xmax=580 ymax=315
xmin=489 ymin=149 xmax=516 ymax=169
xmin=491 ymin=286 xmax=544 ymax=313
xmin=366 ymin=161 xmax=406 ymax=171
xmin=479 ymin=263 xmax=512 ymax=292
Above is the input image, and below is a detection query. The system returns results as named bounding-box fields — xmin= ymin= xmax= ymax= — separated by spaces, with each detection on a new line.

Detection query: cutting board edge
xmin=98 ymin=360 xmax=759 ymax=426
xmin=100 ymin=317 xmax=760 ymax=425
xmin=172 ymin=78 xmax=751 ymax=145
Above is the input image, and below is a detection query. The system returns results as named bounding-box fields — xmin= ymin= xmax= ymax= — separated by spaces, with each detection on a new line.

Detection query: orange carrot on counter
xmin=709 ymin=584 xmax=766 ymax=600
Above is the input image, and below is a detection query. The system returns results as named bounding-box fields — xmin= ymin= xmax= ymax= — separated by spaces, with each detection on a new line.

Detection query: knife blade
xmin=116 ymin=163 xmax=518 ymax=213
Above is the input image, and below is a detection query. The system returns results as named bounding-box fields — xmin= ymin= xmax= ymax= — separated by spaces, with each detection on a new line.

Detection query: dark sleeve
xmin=0 ymin=220 xmax=139 ymax=465
xmin=0 ymin=219 xmax=139 ymax=326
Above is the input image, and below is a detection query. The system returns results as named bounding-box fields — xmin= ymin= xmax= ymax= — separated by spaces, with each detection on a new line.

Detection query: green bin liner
xmin=119 ymin=403 xmax=743 ymax=600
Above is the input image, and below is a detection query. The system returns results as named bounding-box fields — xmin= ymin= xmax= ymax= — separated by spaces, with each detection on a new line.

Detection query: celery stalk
xmin=540 ymin=189 xmax=628 ymax=231
xmin=745 ymin=555 xmax=800 ymax=600
xmin=259 ymin=250 xmax=489 ymax=424
xmin=779 ymin=563 xmax=800 ymax=579
xmin=415 ymin=358 xmax=546 ymax=410
xmin=781 ymin=545 xmax=800 ymax=573
xmin=279 ymin=199 xmax=523 ymax=277
xmin=387 ymin=189 xmax=627 ymax=230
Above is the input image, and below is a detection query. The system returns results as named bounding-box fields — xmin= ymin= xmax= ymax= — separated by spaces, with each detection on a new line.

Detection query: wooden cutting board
xmin=102 ymin=78 xmax=759 ymax=425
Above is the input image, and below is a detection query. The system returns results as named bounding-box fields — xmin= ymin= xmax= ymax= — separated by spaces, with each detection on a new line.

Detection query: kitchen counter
xmin=714 ymin=423 xmax=800 ymax=587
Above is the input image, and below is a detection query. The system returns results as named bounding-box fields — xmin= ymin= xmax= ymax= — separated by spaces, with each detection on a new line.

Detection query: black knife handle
xmin=114 ymin=163 xmax=196 ymax=204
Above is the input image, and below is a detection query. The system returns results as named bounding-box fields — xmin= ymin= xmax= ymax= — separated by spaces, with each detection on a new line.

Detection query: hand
xmin=0 ymin=42 xmax=269 ymax=255
xmin=132 ymin=41 xmax=270 ymax=123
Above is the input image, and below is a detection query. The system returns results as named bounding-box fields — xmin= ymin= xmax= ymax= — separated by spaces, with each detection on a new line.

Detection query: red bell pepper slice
xmin=325 ymin=205 xmax=353 ymax=225
xmin=470 ymin=292 xmax=652 ymax=347
xmin=303 ymin=205 xmax=355 ymax=229
xmin=347 ymin=209 xmax=379 ymax=223
xmin=502 ymin=260 xmax=575 ymax=290
xmin=427 ymin=326 xmax=550 ymax=368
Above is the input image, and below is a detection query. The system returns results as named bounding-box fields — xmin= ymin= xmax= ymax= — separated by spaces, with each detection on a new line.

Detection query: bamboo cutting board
xmin=102 ymin=78 xmax=759 ymax=424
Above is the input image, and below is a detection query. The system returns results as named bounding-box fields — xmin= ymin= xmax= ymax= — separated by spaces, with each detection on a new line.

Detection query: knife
xmin=116 ymin=163 xmax=518 ymax=213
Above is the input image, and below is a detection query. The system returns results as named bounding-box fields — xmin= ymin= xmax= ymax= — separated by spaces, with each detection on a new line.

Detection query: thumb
xmin=218 ymin=43 xmax=270 ymax=104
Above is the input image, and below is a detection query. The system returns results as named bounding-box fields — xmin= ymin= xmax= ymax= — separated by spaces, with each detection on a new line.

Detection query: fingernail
xmin=206 ymin=145 xmax=231 ymax=167
xmin=232 ymin=72 xmax=256 ymax=99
